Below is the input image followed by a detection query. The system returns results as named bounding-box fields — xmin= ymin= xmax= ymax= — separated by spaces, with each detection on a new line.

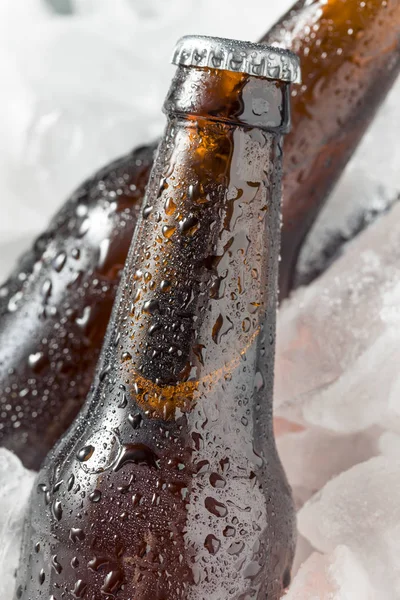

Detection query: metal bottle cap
xmin=172 ymin=35 xmax=301 ymax=84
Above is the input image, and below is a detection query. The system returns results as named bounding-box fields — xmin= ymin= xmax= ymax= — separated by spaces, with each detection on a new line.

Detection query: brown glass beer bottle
xmin=0 ymin=145 xmax=155 ymax=469
xmin=2 ymin=0 xmax=399 ymax=470
xmin=15 ymin=36 xmax=300 ymax=599
xmin=266 ymin=0 xmax=400 ymax=297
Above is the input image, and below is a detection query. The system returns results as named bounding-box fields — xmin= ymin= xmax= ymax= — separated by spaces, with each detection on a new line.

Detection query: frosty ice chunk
xmin=275 ymin=203 xmax=400 ymax=434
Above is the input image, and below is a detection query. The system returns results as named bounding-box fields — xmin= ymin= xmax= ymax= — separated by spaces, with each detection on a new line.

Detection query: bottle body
xmin=15 ymin=63 xmax=295 ymax=599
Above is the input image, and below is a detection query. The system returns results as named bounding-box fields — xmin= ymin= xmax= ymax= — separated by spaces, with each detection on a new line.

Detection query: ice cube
xmin=378 ymin=431 xmax=400 ymax=459
xmin=275 ymin=202 xmax=400 ymax=434
xmin=286 ymin=546 xmax=374 ymax=600
xmin=277 ymin=426 xmax=380 ymax=504
xmin=298 ymin=456 xmax=400 ymax=598
xmin=0 ymin=449 xmax=35 ymax=600
xmin=292 ymin=533 xmax=315 ymax=576
xmin=274 ymin=417 xmax=304 ymax=438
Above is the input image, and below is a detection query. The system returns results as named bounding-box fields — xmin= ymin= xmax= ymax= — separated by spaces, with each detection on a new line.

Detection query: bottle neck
xmin=164 ymin=66 xmax=291 ymax=133
xmin=97 ymin=68 xmax=288 ymax=421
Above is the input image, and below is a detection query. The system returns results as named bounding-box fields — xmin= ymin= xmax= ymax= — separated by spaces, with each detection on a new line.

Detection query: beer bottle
xmin=2 ymin=0 xmax=399 ymax=469
xmin=0 ymin=145 xmax=155 ymax=469
xmin=15 ymin=36 xmax=300 ymax=599
xmin=265 ymin=0 xmax=400 ymax=297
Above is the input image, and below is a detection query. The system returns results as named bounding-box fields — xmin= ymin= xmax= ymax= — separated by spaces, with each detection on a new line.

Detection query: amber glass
xmin=2 ymin=0 xmax=399 ymax=469
xmin=0 ymin=146 xmax=155 ymax=469
xmin=265 ymin=0 xmax=400 ymax=297
xmin=15 ymin=65 xmax=295 ymax=599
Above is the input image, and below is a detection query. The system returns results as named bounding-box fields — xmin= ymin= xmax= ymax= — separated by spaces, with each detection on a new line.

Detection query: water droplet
xmin=77 ymin=430 xmax=120 ymax=474
xmin=164 ymin=197 xmax=177 ymax=215
xmin=212 ymin=314 xmax=233 ymax=344
xmin=220 ymin=457 xmax=230 ymax=473
xmin=101 ymin=570 xmax=124 ymax=595
xmin=97 ymin=238 xmax=110 ymax=270
xmin=52 ymin=479 xmax=63 ymax=493
xmin=158 ymin=177 xmax=168 ymax=196
xmin=179 ymin=214 xmax=200 ymax=237
xmin=51 ymin=554 xmax=62 ymax=574
xmin=114 ymin=443 xmax=159 ymax=471
xmin=77 ymin=445 xmax=94 ymax=462
xmin=75 ymin=306 xmax=92 ymax=330
xmin=204 ymin=534 xmax=221 ymax=555
xmin=212 ymin=314 xmax=223 ymax=344
xmin=160 ymin=279 xmax=171 ymax=292
xmin=53 ymin=251 xmax=67 ymax=272
xmin=210 ymin=473 xmax=226 ymax=488
xmin=67 ymin=474 xmax=75 ymax=491
xmin=38 ymin=569 xmax=45 ymax=585
xmin=28 ymin=352 xmax=47 ymax=373
xmin=89 ymin=489 xmax=102 ymax=503
xmin=76 ymin=204 xmax=88 ymax=217
xmin=128 ymin=413 xmax=143 ymax=429
xmin=223 ymin=526 xmax=236 ymax=537
xmin=72 ymin=579 xmax=88 ymax=598
xmin=143 ymin=299 xmax=160 ymax=314
xmin=88 ymin=556 xmax=109 ymax=571
xmin=78 ymin=218 xmax=90 ymax=237
xmin=99 ymin=364 xmax=111 ymax=382
xmin=242 ymin=317 xmax=251 ymax=333
xmin=118 ymin=391 xmax=129 ymax=409
xmin=241 ymin=561 xmax=262 ymax=585
xmin=143 ymin=205 xmax=153 ymax=219
xmin=52 ymin=500 xmax=63 ymax=521
xmin=228 ymin=540 xmax=245 ymax=555
xmin=254 ymin=370 xmax=264 ymax=391
xmin=162 ymin=225 xmax=176 ymax=239
xmin=70 ymin=528 xmax=85 ymax=543
xmin=41 ymin=279 xmax=52 ymax=302
xmin=132 ymin=492 xmax=142 ymax=507
xmin=205 ymin=497 xmax=228 ymax=517
xmin=194 ymin=459 xmax=210 ymax=474
xmin=7 ymin=291 xmax=23 ymax=312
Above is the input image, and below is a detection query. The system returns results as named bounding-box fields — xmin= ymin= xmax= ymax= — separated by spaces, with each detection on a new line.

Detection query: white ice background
xmin=0 ymin=0 xmax=399 ymax=598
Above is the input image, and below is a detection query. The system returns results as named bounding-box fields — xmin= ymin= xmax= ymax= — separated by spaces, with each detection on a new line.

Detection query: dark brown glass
xmin=267 ymin=0 xmax=400 ymax=297
xmin=2 ymin=0 xmax=399 ymax=470
xmin=0 ymin=146 xmax=155 ymax=469
xmin=15 ymin=64 xmax=295 ymax=599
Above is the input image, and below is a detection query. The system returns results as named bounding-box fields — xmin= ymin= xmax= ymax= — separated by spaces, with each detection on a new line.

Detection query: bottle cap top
xmin=172 ymin=35 xmax=301 ymax=84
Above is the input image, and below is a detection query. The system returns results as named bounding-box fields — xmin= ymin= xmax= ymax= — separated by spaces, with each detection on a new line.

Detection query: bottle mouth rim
xmin=171 ymin=35 xmax=301 ymax=84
